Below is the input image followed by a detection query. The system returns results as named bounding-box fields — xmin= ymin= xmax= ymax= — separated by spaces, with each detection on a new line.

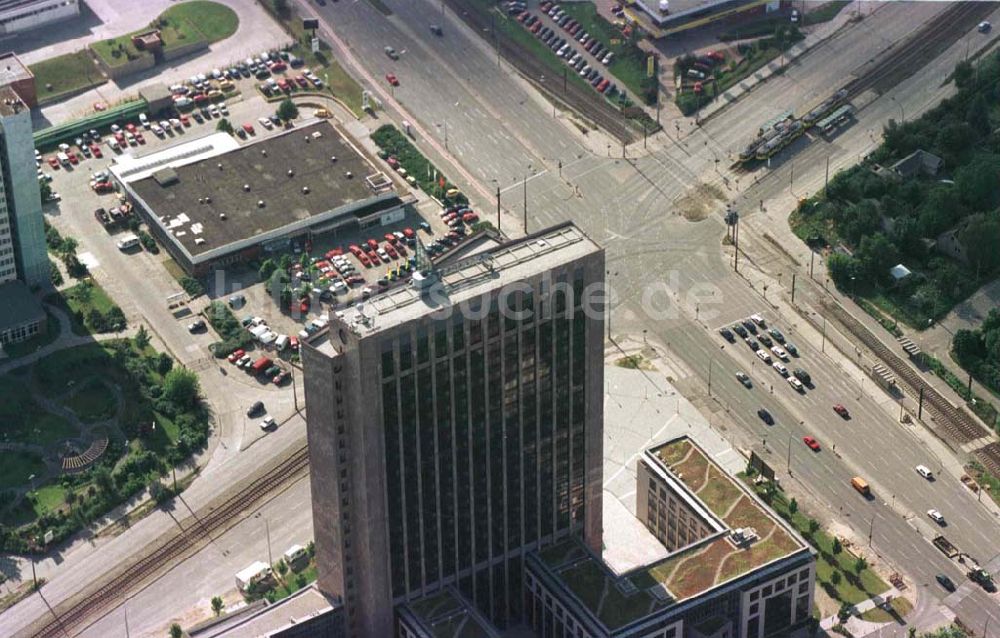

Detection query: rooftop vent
xmin=219 ymin=213 xmax=227 ymax=220
xmin=302 ymin=186 xmax=310 ymax=194
xmin=257 ymin=200 xmax=265 ymax=208
xmin=345 ymin=171 xmax=353 ymax=179
xmin=243 ymin=184 xmax=251 ymax=191
xmin=330 ymin=156 xmax=337 ymax=162
xmin=304 ymin=136 xmax=310 ymax=143
xmin=262 ymin=149 xmax=268 ymax=156
xmin=287 ymin=169 xmax=294 ymax=177
xmin=194 ymin=237 xmax=206 ymax=245
xmin=217 ymin=163 xmax=223 ymax=170
xmin=205 ymin=196 xmax=212 ymax=203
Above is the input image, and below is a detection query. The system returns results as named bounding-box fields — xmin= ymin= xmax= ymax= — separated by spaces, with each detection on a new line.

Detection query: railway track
xmin=445 ymin=0 xmax=636 ymax=143
xmin=29 ymin=446 xmax=311 ymax=638
xmin=843 ymin=1 xmax=999 ymax=100
xmin=821 ymin=300 xmax=988 ymax=445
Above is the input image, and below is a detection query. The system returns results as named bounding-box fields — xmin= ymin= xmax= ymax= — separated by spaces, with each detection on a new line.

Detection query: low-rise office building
xmin=0 ymin=0 xmax=80 ymax=36
xmin=114 ymin=120 xmax=409 ymax=276
xmin=525 ymin=436 xmax=815 ymax=638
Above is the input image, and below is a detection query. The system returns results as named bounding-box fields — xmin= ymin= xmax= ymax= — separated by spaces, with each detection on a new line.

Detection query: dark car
xmin=719 ymin=328 xmax=735 ymax=342
xmin=746 ymin=338 xmax=759 ymax=351
xmin=769 ymin=327 xmax=785 ymax=343
xmin=793 ymin=368 xmax=811 ymax=384
xmin=742 ymin=319 xmax=757 ymax=334
xmin=758 ymin=334 xmax=773 ymax=348
xmin=757 ymin=408 xmax=774 ymax=425
xmin=736 ymin=371 xmax=752 ymax=388
xmin=247 ymin=400 xmax=265 ymax=417
xmin=732 ymin=323 xmax=747 ymax=338
xmin=936 ymin=574 xmax=956 ymax=591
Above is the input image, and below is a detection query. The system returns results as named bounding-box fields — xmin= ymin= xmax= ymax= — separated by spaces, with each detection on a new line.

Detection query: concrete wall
xmin=162 ymin=40 xmax=210 ymax=63
xmin=93 ymin=50 xmax=156 ymax=82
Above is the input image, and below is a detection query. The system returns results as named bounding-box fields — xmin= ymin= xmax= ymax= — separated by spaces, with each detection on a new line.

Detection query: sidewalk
xmin=697 ymin=3 xmax=879 ymax=123
xmin=819 ymin=587 xmax=902 ymax=633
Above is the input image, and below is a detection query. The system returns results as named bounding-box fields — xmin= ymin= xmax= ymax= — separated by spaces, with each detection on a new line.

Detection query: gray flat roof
xmin=191 ymin=584 xmax=336 ymax=637
xmin=128 ymin=121 xmax=391 ymax=259
xmin=312 ymin=222 xmax=602 ymax=355
xmin=0 ymin=280 xmax=44 ymax=329
xmin=0 ymin=52 xmax=31 ymax=86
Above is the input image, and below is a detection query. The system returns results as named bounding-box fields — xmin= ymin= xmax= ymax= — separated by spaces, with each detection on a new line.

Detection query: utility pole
xmin=124 ymin=597 xmax=130 ymax=638
xmin=643 ymin=122 xmax=648 ymax=149
xmin=734 ymin=214 xmax=740 ymax=272
xmin=787 ymin=434 xmax=793 ymax=476
xmin=265 ymin=518 xmax=273 ymax=567
xmin=708 ymin=359 xmax=714 ymax=396
xmin=791 ymin=273 xmax=796 ymax=303
xmin=918 ymin=387 xmax=925 ymax=420
xmin=291 ymin=367 xmax=299 ymax=413
xmin=821 ymin=317 xmax=826 ymax=353
xmin=868 ymin=515 xmax=874 ymax=547
xmin=810 ymin=251 xmax=815 ymax=279
xmin=496 ymin=185 xmax=501 ymax=231
xmin=563 ymin=66 xmax=567 ymax=92
xmin=522 ymin=175 xmax=528 ymax=235
xmin=824 ymin=155 xmax=830 ymax=190
xmin=31 ymin=559 xmax=37 ymax=591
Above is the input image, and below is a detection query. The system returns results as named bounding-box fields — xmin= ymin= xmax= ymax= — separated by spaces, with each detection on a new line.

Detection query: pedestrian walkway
xmin=819 ymin=587 xmax=902 ymax=632
xmin=697 ymin=3 xmax=877 ymax=123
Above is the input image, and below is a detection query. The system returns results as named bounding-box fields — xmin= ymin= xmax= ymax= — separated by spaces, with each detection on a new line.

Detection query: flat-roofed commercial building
xmin=114 ymin=121 xmax=409 ymax=276
xmin=0 ymin=0 xmax=80 ymax=36
xmin=525 ymin=436 xmax=815 ymax=638
xmin=302 ymin=222 xmax=606 ymax=636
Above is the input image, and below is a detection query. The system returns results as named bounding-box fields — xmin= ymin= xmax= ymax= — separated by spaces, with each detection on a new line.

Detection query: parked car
xmin=736 ymin=371 xmax=752 ymax=388
xmin=247 ymin=401 xmax=264 ymax=417
xmin=802 ymin=436 xmax=820 ymax=451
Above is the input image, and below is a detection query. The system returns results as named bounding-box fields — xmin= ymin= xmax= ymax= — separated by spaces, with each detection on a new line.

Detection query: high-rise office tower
xmin=303 ymin=222 xmax=605 ymax=637
xmin=0 ymin=55 xmax=46 ymax=288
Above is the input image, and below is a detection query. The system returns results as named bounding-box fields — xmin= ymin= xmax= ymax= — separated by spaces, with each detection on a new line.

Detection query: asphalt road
xmin=305 ymin=0 xmax=1000 ymax=633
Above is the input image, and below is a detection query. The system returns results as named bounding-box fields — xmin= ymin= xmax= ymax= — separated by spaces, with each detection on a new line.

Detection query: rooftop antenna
xmin=410 ymin=237 xmax=439 ymax=293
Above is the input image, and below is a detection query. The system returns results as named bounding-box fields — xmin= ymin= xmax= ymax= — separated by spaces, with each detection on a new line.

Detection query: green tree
xmin=827 ymin=252 xmax=859 ymax=290
xmin=272 ymin=0 xmax=290 ymax=16
xmin=953 ymin=328 xmax=984 ymax=364
xmin=163 ymin=368 xmax=200 ymax=409
xmin=278 ymin=254 xmax=293 ymax=271
xmin=277 ymin=98 xmax=299 ymax=122
xmin=808 ymin=519 xmax=820 ymax=536
xmin=956 ymin=154 xmax=1000 ymax=212
xmin=65 ymin=490 xmax=77 ymax=512
xmin=216 ymin=118 xmax=234 ymax=135
xmin=830 ymin=570 xmax=842 ymax=587
xmin=169 ymin=623 xmax=183 ymax=638
xmin=855 ymin=232 xmax=898 ymax=285
xmin=854 ymin=555 xmax=867 ymax=574
xmin=954 ymin=59 xmax=974 ymax=89
xmin=94 ymin=467 xmax=115 ymax=496
xmin=788 ymin=498 xmax=798 ymax=515
xmin=39 ymin=180 xmax=53 ymax=202
xmin=259 ymin=258 xmax=278 ymax=282
xmin=277 ymin=559 xmax=288 ymax=576
xmin=74 ymin=281 xmax=93 ymax=304
xmin=832 ymin=536 xmax=843 ymax=556
xmin=135 ymin=325 xmax=150 ymax=350
xmin=960 ymin=212 xmax=1000 ymax=276
xmin=148 ymin=479 xmax=164 ymax=504
xmin=157 ymin=352 xmax=174 ymax=375
xmin=967 ymin=93 xmax=991 ymax=134
xmin=298 ymin=251 xmax=311 ymax=269
xmin=211 ymin=595 xmax=224 ymax=616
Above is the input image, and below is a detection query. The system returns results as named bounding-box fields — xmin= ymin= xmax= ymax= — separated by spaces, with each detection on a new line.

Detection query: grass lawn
xmin=2 ymin=310 xmax=61 ymax=360
xmin=30 ymin=484 xmax=67 ymax=516
xmin=61 ymin=378 xmax=118 ymax=423
xmin=29 ymin=51 xmax=104 ymax=105
xmin=860 ymin=596 xmax=913 ymax=622
xmin=803 ymin=0 xmax=851 ymax=26
xmin=0 ymin=452 xmax=46 ymax=492
xmin=0 ymin=375 xmax=78 ymax=447
xmin=92 ymin=1 xmax=237 ymax=67
xmin=557 ymin=2 xmax=655 ymax=104
xmin=47 ymin=281 xmax=117 ymax=336
xmin=271 ymin=563 xmax=318 ymax=602
xmin=160 ymin=1 xmax=238 ymax=42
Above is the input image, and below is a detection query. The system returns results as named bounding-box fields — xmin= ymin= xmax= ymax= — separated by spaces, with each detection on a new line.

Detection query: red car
xmin=803 ymin=436 xmax=821 ymax=452
xmin=47 ymin=156 xmax=60 ymax=169
xmin=358 ymin=253 xmax=372 ymax=267
xmin=228 ymin=348 xmax=246 ymax=363
xmin=396 ymin=244 xmax=408 ymax=257
xmin=366 ymin=238 xmax=379 ymax=250
xmin=125 ymin=123 xmax=137 ymax=134
xmin=367 ymin=250 xmax=381 ymax=264
xmin=180 ymin=115 xmax=190 ymax=126
xmin=384 ymin=232 xmax=397 ymax=244
xmin=833 ymin=404 xmax=850 ymax=418
xmin=403 ymin=227 xmax=415 ymax=238
xmin=242 ymin=123 xmax=255 ymax=135
xmin=384 ymin=243 xmax=398 ymax=259
xmin=385 ymin=72 xmax=399 ymax=87
xmin=134 ymin=132 xmax=145 ymax=144
xmin=295 ymin=76 xmax=309 ymax=88
xmin=114 ymin=131 xmax=126 ymax=145
xmin=270 ymin=61 xmax=287 ymax=73
xmin=67 ymin=152 xmax=78 ymax=164
xmin=90 ymin=143 xmax=104 ymax=157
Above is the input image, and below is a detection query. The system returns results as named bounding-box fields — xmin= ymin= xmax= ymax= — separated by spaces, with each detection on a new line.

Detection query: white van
xmin=116 ymin=234 xmax=140 ymax=251
xmin=275 ymin=334 xmax=289 ymax=351
xmin=283 ymin=544 xmax=307 ymax=565
xmin=915 ymin=465 xmax=934 ymax=480
xmin=235 ymin=561 xmax=272 ymax=592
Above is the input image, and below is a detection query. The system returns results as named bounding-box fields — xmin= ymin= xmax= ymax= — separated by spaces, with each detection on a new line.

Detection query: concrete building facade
xmin=302 ymin=222 xmax=606 ymax=637
xmin=0 ymin=84 xmax=46 ymax=288
xmin=0 ymin=0 xmax=80 ymax=36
